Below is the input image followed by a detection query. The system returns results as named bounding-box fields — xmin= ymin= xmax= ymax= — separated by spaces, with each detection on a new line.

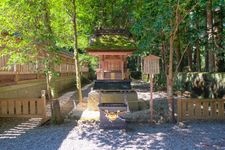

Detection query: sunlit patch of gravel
xmin=1 ymin=120 xmax=225 ymax=150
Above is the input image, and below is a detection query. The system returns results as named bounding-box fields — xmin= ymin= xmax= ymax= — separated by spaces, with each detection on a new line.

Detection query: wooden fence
xmin=0 ymin=55 xmax=89 ymax=85
xmin=0 ymin=91 xmax=46 ymax=118
xmin=177 ymin=99 xmax=225 ymax=122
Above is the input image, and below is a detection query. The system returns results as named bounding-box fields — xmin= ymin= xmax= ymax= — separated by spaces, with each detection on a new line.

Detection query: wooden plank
xmin=37 ymin=100 xmax=44 ymax=115
xmin=221 ymin=100 xmax=224 ymax=118
xmin=202 ymin=101 xmax=209 ymax=119
xmin=183 ymin=101 xmax=188 ymax=120
xmin=223 ymin=101 xmax=225 ymax=119
xmin=218 ymin=101 xmax=225 ymax=119
xmin=1 ymin=101 xmax=8 ymax=115
xmin=111 ymin=72 xmax=115 ymax=80
xmin=210 ymin=101 xmax=216 ymax=119
xmin=195 ymin=101 xmax=201 ymax=119
xmin=209 ymin=101 xmax=213 ymax=119
xmin=177 ymin=99 xmax=225 ymax=121
xmin=0 ymin=72 xmax=17 ymax=75
xmin=30 ymin=100 xmax=36 ymax=115
xmin=22 ymin=100 xmax=29 ymax=115
xmin=200 ymin=102 xmax=204 ymax=117
xmin=177 ymin=99 xmax=183 ymax=122
xmin=15 ymin=101 xmax=22 ymax=115
xmin=188 ymin=101 xmax=194 ymax=120
xmin=8 ymin=100 xmax=15 ymax=115
xmin=0 ymin=114 xmax=45 ymax=118
xmin=214 ymin=101 xmax=219 ymax=119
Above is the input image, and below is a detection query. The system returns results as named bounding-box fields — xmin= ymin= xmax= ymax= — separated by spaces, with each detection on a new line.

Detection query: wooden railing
xmin=0 ymin=91 xmax=46 ymax=118
xmin=0 ymin=58 xmax=88 ymax=85
xmin=177 ymin=99 xmax=225 ymax=122
xmin=0 ymin=53 xmax=90 ymax=86
xmin=0 ymin=58 xmax=76 ymax=74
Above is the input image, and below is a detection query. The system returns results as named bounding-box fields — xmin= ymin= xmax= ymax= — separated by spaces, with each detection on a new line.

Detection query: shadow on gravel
xmin=0 ymin=118 xmax=43 ymax=139
xmin=0 ymin=121 xmax=225 ymax=150
xmin=67 ymin=122 xmax=225 ymax=150
xmin=0 ymin=120 xmax=77 ymax=150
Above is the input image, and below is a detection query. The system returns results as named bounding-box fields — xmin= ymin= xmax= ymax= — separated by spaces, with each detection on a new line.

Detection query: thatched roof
xmin=86 ymin=29 xmax=136 ymax=51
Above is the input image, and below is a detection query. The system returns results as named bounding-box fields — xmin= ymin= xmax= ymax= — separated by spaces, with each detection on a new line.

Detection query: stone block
xmin=87 ymin=90 xmax=139 ymax=111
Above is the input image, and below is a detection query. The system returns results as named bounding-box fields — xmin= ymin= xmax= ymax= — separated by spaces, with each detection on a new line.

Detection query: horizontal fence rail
xmin=0 ymin=91 xmax=46 ymax=118
xmin=177 ymin=99 xmax=225 ymax=122
xmin=0 ymin=55 xmax=89 ymax=85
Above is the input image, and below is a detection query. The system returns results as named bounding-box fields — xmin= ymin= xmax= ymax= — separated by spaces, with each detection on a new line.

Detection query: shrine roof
xmin=86 ymin=34 xmax=136 ymax=52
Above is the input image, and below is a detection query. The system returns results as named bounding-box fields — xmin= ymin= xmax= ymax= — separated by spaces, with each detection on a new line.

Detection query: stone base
xmin=87 ymin=90 xmax=143 ymax=112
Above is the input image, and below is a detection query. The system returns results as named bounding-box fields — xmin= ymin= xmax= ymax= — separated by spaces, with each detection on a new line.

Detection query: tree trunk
xmin=187 ymin=45 xmax=192 ymax=71
xmin=161 ymin=41 xmax=166 ymax=74
xmin=167 ymin=1 xmax=181 ymax=122
xmin=194 ymin=40 xmax=201 ymax=72
xmin=174 ymin=32 xmax=183 ymax=71
xmin=51 ymin=99 xmax=63 ymax=124
xmin=45 ymin=71 xmax=51 ymax=100
xmin=167 ymin=34 xmax=175 ymax=122
xmin=72 ymin=0 xmax=83 ymax=103
xmin=43 ymin=1 xmax=62 ymax=124
xmin=215 ymin=6 xmax=225 ymax=71
xmin=206 ymin=0 xmax=216 ymax=72
xmin=111 ymin=0 xmax=114 ymax=26
xmin=194 ymin=18 xmax=201 ymax=71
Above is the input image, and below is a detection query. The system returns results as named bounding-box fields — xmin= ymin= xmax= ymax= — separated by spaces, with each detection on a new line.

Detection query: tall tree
xmin=206 ymin=0 xmax=216 ymax=72
xmin=0 ymin=0 xmax=63 ymax=123
xmin=71 ymin=0 xmax=83 ymax=103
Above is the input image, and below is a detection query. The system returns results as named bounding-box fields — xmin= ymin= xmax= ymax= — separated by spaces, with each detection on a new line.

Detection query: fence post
xmin=177 ymin=99 xmax=183 ymax=122
xmin=36 ymin=60 xmax=40 ymax=79
xmin=14 ymin=64 xmax=19 ymax=82
xmin=41 ymin=90 xmax=46 ymax=117
xmin=211 ymin=100 xmax=216 ymax=119
xmin=218 ymin=100 xmax=224 ymax=119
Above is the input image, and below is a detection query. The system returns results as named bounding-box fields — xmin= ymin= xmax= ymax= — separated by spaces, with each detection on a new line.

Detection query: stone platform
xmin=87 ymin=90 xmax=147 ymax=112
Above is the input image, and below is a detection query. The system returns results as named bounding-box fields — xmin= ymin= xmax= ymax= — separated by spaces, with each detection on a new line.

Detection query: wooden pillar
xmin=150 ymin=74 xmax=154 ymax=123
xmin=14 ymin=64 xmax=19 ymax=82
xmin=99 ymin=56 xmax=104 ymax=79
xmin=36 ymin=60 xmax=40 ymax=79
xmin=66 ymin=63 xmax=69 ymax=76
xmin=121 ymin=56 xmax=124 ymax=80
xmin=41 ymin=90 xmax=47 ymax=117
xmin=177 ymin=99 xmax=183 ymax=122
xmin=121 ymin=61 xmax=124 ymax=80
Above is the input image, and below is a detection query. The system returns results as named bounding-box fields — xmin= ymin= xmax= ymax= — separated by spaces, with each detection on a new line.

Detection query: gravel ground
xmin=0 ymin=120 xmax=225 ymax=150
xmin=1 ymin=81 xmax=225 ymax=150
xmin=0 ymin=118 xmax=29 ymax=133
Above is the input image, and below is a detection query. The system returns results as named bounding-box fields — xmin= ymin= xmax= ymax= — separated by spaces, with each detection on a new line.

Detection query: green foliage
xmin=154 ymin=73 xmax=167 ymax=90
xmin=1 ymin=0 xmax=225 ymax=83
xmin=127 ymin=56 xmax=140 ymax=71
xmin=81 ymin=75 xmax=91 ymax=85
xmin=130 ymin=71 xmax=142 ymax=80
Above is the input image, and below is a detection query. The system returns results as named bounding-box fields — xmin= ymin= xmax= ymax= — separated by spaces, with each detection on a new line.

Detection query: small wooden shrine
xmin=86 ymin=29 xmax=136 ymax=80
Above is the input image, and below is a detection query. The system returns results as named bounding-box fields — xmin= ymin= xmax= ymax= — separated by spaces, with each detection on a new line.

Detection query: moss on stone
xmin=174 ymin=72 xmax=225 ymax=98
